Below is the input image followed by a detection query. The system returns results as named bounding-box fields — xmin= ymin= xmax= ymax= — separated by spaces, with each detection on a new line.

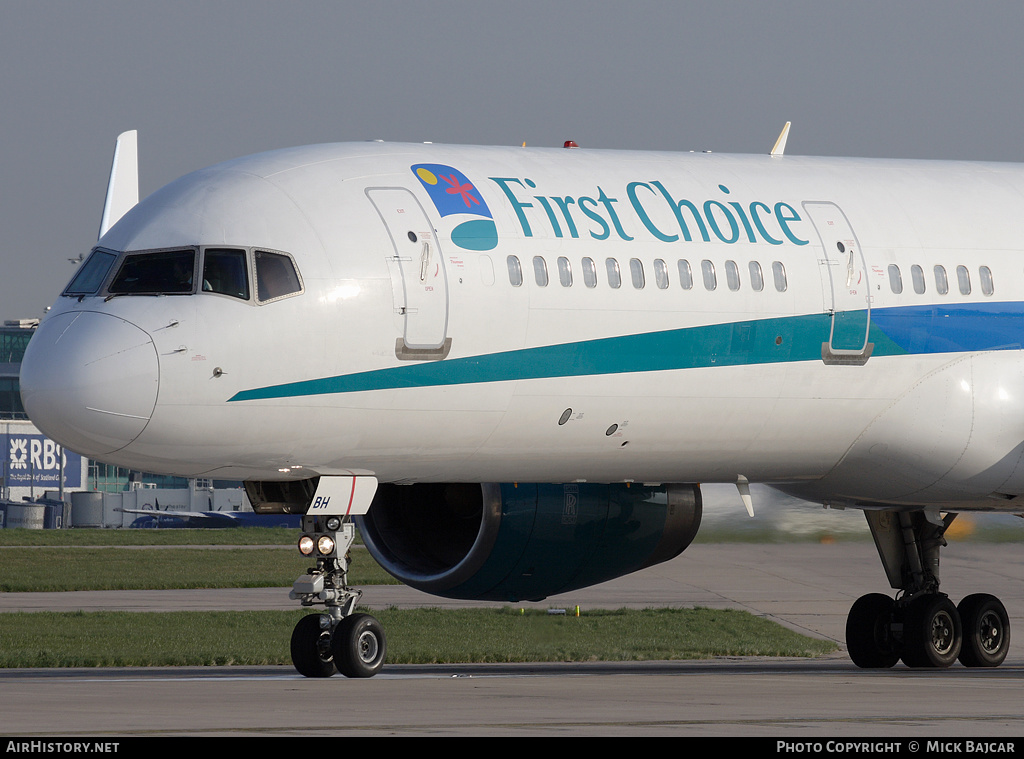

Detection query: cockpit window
xmin=255 ymin=250 xmax=302 ymax=302
xmin=108 ymin=249 xmax=196 ymax=295
xmin=63 ymin=249 xmax=117 ymax=296
xmin=202 ymin=248 xmax=250 ymax=300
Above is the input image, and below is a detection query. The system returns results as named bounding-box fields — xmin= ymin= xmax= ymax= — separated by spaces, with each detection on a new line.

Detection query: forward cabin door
xmin=367 ymin=188 xmax=450 ymax=359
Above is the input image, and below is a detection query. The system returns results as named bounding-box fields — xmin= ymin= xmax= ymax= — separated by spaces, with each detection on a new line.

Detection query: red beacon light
xmin=563 ymin=140 xmax=579 ymax=148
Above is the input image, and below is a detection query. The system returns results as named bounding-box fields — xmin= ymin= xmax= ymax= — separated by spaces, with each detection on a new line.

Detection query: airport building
xmin=1 ymin=319 xmax=252 ymax=527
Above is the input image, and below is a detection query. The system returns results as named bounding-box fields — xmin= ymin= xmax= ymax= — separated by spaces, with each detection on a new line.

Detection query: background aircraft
xmin=118 ymin=505 xmax=301 ymax=529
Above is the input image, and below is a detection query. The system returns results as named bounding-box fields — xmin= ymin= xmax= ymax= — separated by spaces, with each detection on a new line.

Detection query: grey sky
xmin=3 ymin=0 xmax=1024 ymax=320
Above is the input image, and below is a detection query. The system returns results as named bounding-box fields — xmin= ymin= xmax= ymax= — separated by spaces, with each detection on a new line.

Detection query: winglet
xmin=98 ymin=130 xmax=139 ymax=240
xmin=770 ymin=121 xmax=791 ymax=158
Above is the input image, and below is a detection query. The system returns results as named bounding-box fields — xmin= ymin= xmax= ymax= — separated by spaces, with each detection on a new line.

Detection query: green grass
xmin=0 ymin=607 xmax=836 ymax=668
xmin=0 ymin=546 xmax=395 ymax=591
xmin=0 ymin=527 xmax=841 ymax=667
xmin=0 ymin=527 xmax=298 ymax=546
xmin=380 ymin=606 xmax=836 ymax=663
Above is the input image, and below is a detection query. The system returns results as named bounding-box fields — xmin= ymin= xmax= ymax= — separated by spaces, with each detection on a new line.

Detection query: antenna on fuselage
xmin=736 ymin=475 xmax=755 ymax=517
xmin=98 ymin=130 xmax=139 ymax=240
xmin=770 ymin=122 xmax=791 ymax=158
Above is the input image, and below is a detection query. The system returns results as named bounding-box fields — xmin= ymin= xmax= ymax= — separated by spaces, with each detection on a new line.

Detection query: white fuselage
xmin=20 ymin=142 xmax=1024 ymax=510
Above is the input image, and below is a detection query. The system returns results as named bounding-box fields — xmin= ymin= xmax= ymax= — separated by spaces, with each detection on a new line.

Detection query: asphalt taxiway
xmin=2 ymin=542 xmax=1023 ymax=736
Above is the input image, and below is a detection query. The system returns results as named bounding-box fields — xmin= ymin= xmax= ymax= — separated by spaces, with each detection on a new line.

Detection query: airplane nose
xmin=20 ymin=311 xmax=159 ymax=457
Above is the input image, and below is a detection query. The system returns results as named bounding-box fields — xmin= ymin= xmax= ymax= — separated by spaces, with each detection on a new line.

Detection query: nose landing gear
xmin=288 ymin=514 xmax=387 ymax=678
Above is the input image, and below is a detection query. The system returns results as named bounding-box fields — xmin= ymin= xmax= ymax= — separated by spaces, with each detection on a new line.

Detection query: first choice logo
xmin=489 ymin=177 xmax=809 ymax=247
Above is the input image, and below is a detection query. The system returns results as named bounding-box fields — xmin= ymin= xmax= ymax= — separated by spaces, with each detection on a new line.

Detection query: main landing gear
xmin=288 ymin=514 xmax=387 ymax=678
xmin=846 ymin=510 xmax=1011 ymax=669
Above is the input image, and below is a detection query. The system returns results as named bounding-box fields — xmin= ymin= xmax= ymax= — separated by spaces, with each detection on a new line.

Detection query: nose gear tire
xmin=290 ymin=614 xmax=336 ymax=678
xmin=332 ymin=613 xmax=387 ymax=678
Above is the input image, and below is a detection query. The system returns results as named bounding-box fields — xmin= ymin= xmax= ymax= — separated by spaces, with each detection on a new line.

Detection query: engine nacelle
xmin=357 ymin=482 xmax=702 ymax=602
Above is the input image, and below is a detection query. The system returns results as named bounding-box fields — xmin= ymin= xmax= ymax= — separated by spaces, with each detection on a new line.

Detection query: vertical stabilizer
xmin=98 ymin=130 xmax=139 ymax=240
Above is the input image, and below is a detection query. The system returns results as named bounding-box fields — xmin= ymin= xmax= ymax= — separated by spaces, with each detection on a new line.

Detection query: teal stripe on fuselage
xmin=228 ymin=302 xmax=1024 ymax=402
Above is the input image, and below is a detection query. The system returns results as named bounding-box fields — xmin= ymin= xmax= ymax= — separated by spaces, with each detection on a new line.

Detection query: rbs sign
xmin=3 ymin=433 xmax=82 ymax=488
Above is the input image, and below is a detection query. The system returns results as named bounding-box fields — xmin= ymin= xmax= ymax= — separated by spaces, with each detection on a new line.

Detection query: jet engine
xmin=356 ymin=482 xmax=702 ymax=602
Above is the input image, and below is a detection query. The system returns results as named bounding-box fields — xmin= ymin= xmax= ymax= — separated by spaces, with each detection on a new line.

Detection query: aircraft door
xmin=803 ymin=201 xmax=872 ymax=365
xmin=367 ymin=188 xmax=450 ymax=358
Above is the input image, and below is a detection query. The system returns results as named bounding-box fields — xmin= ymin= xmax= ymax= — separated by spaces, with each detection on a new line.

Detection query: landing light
xmin=298 ymin=533 xmax=338 ymax=557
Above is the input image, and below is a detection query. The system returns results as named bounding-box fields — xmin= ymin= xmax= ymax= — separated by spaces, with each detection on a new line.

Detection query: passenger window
xmin=255 ymin=250 xmax=302 ymax=302
xmin=677 ymin=259 xmax=693 ymax=290
xmin=557 ymin=256 xmax=572 ymax=287
xmin=654 ymin=259 xmax=669 ymax=289
xmin=772 ymin=261 xmax=787 ymax=292
xmin=109 ymin=249 xmax=196 ymax=295
xmin=630 ymin=259 xmax=645 ymax=289
xmin=957 ymin=265 xmax=971 ymax=295
xmin=911 ymin=264 xmax=926 ymax=294
xmin=64 ymin=249 xmax=117 ymax=296
xmin=533 ymin=256 xmax=548 ymax=287
xmin=980 ymin=266 xmax=994 ymax=296
xmin=934 ymin=265 xmax=949 ymax=295
xmin=606 ymin=258 xmax=621 ymax=289
xmin=725 ymin=260 xmax=740 ymax=291
xmin=888 ymin=264 xmax=903 ymax=294
xmin=748 ymin=261 xmax=764 ymax=292
xmin=701 ymin=260 xmax=717 ymax=291
xmin=202 ymin=248 xmax=249 ymax=300
xmin=507 ymin=255 xmax=523 ymax=287
xmin=582 ymin=257 xmax=598 ymax=288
